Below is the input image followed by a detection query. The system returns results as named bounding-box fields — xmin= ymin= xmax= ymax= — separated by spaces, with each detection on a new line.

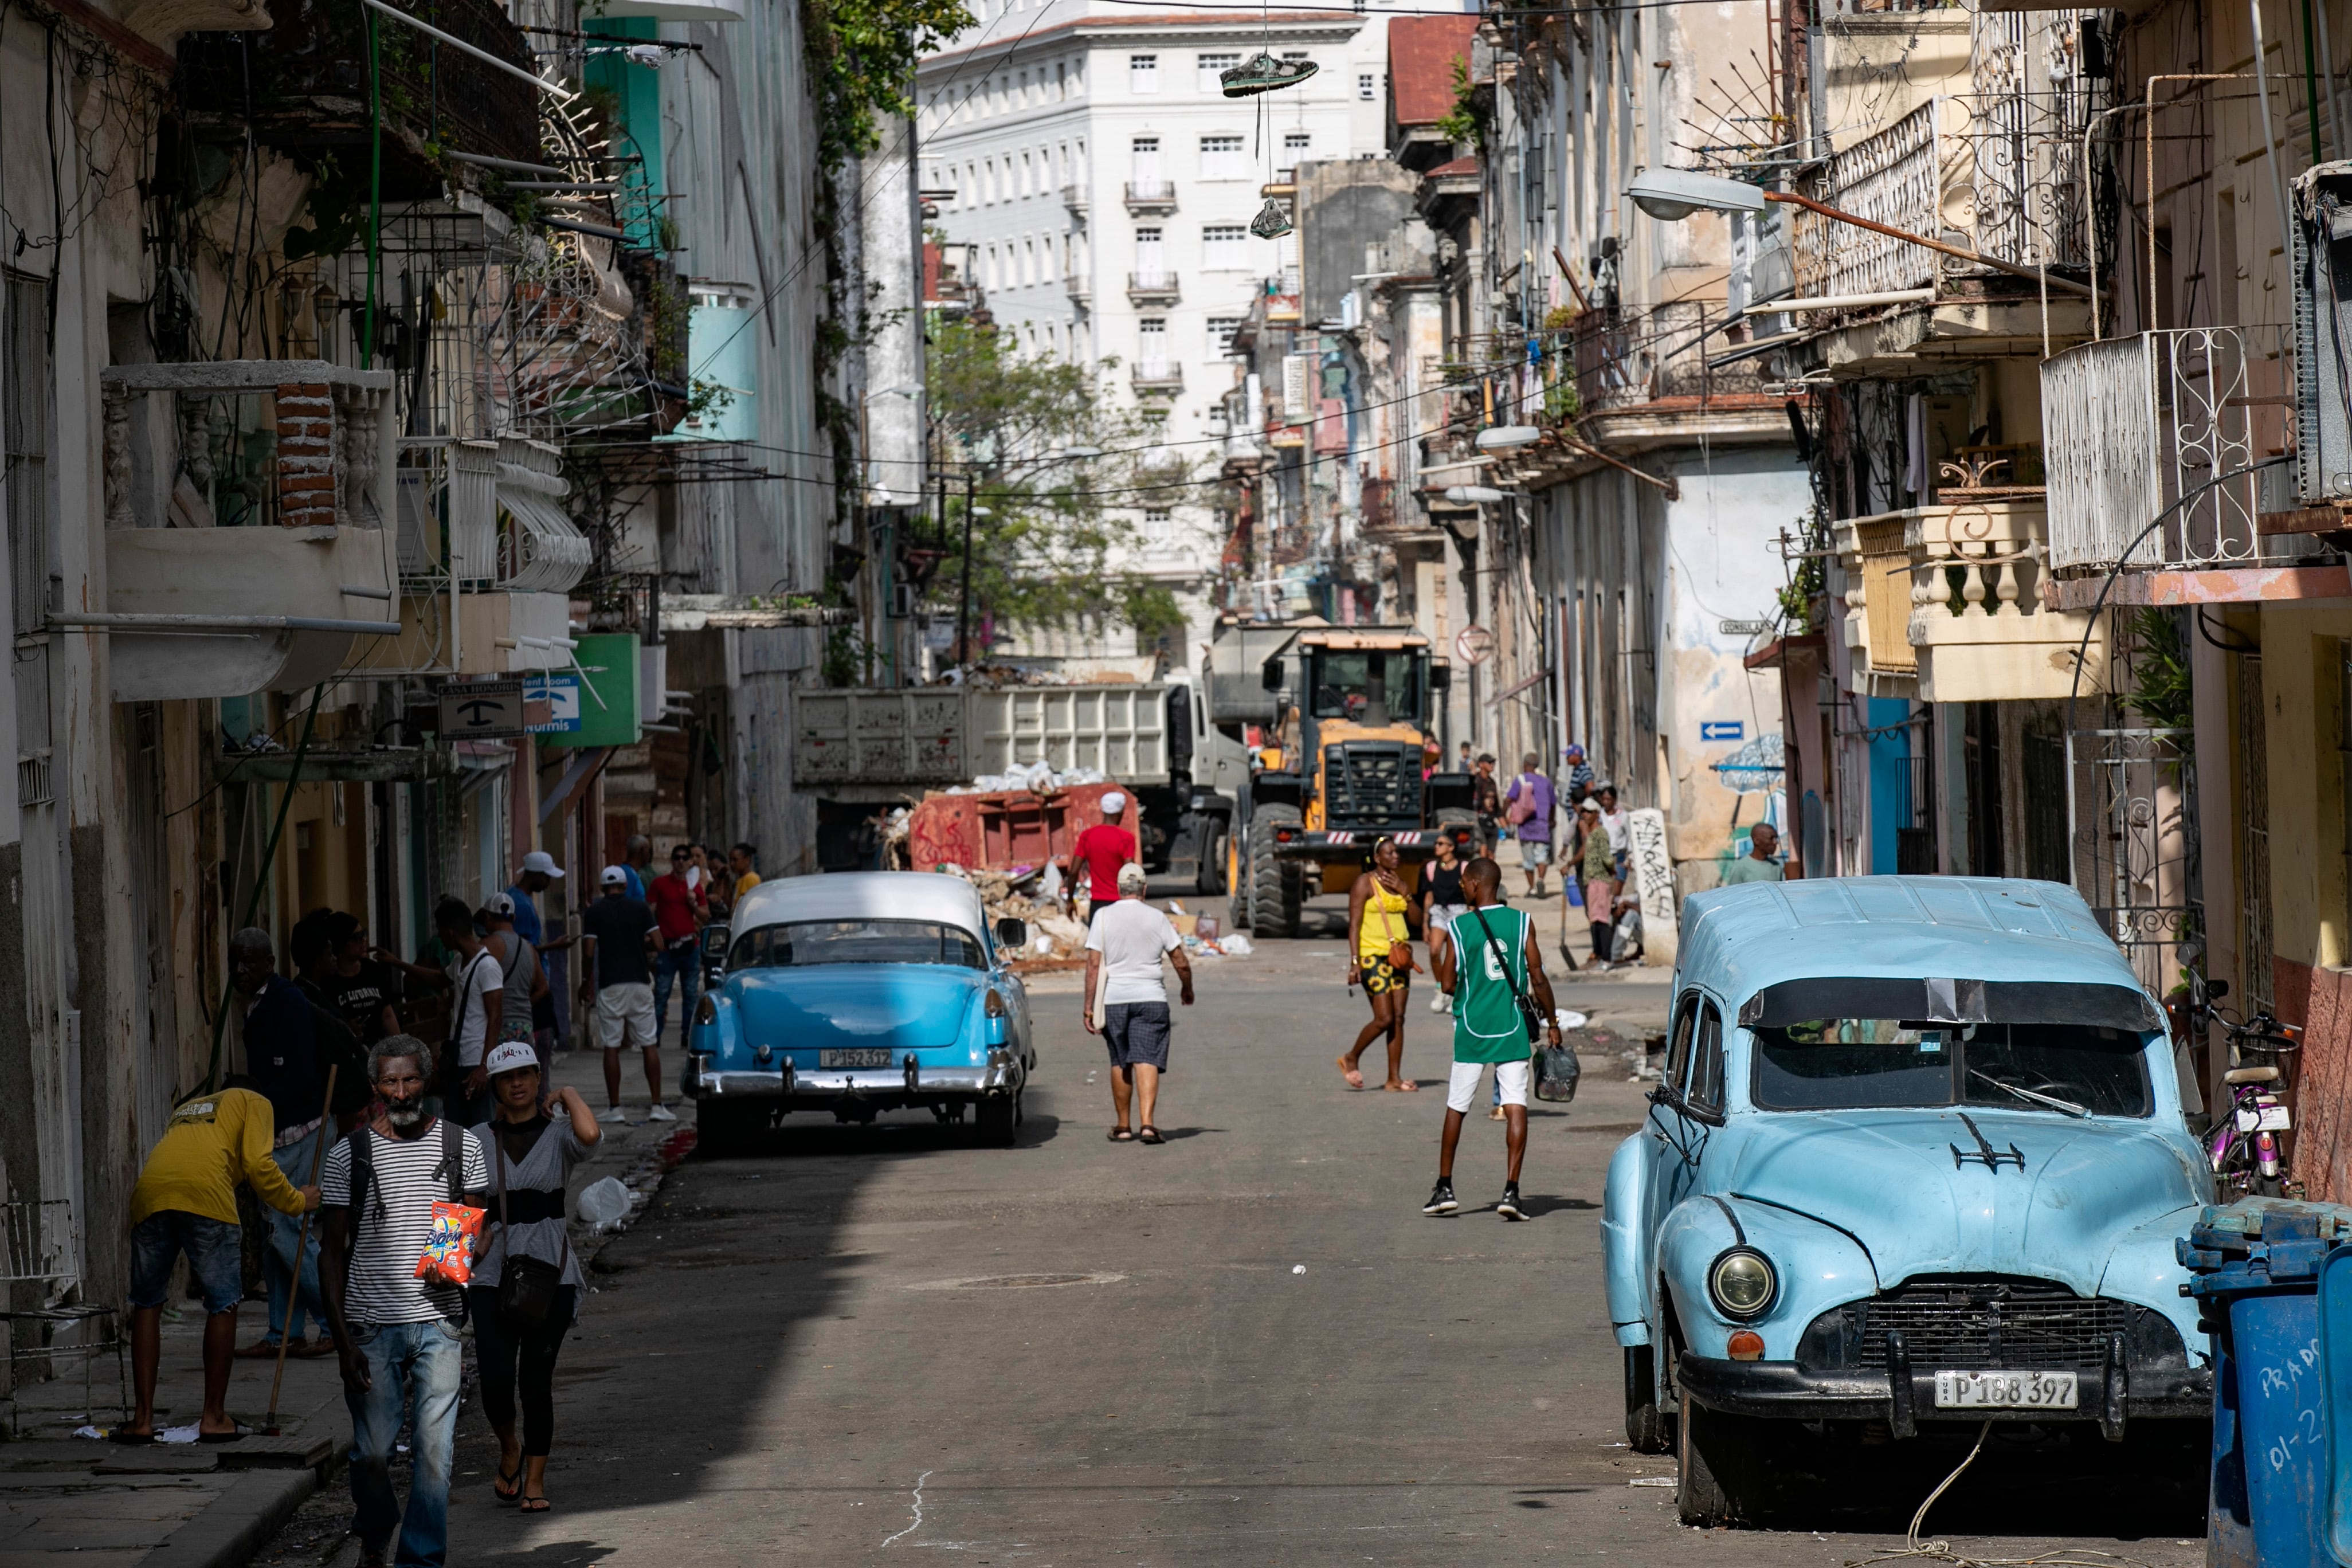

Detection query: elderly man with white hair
xmin=1083 ymin=861 xmax=1195 ymax=1143
xmin=1067 ymin=790 xmax=1140 ymax=926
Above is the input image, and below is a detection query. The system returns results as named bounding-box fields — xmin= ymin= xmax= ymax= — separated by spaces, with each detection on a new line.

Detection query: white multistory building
xmin=916 ymin=2 xmax=1434 ymax=665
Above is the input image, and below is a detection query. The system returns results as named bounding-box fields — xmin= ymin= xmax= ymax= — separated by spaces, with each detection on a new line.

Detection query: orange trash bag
xmin=414 ymin=1200 xmax=487 ymax=1286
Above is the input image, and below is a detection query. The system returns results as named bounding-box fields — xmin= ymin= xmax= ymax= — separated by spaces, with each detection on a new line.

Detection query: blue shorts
xmin=129 ymin=1212 xmax=244 ymax=1315
xmin=1103 ymin=1002 xmax=1171 ymax=1072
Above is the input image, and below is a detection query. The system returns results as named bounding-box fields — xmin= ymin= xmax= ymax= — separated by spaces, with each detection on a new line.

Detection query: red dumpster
xmin=905 ymin=782 xmax=1125 ymax=874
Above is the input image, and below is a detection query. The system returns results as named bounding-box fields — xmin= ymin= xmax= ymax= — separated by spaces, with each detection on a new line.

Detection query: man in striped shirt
xmin=320 ymin=1037 xmax=492 ymax=1568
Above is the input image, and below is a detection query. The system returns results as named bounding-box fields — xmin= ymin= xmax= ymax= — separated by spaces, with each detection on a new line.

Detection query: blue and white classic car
xmin=1604 ymin=876 xmax=2211 ymax=1524
xmin=684 ymin=872 xmax=1035 ymax=1153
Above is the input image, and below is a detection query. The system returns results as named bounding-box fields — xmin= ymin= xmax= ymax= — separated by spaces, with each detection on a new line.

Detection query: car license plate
xmin=818 ymin=1048 xmax=895 ymax=1069
xmin=1932 ymin=1370 xmax=2078 ymax=1410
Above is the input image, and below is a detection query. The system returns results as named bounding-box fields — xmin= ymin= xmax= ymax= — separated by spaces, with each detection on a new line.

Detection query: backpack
xmin=346 ymin=1119 xmax=468 ymax=1242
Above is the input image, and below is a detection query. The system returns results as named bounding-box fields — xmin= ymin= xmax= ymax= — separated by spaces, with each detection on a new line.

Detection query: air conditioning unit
xmin=889 ymin=581 xmax=920 ymax=620
xmin=2292 ymin=161 xmax=2352 ymax=502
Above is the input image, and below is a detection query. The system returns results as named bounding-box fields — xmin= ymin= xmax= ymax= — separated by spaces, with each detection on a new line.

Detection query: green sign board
xmin=542 ymin=634 xmax=640 ymax=748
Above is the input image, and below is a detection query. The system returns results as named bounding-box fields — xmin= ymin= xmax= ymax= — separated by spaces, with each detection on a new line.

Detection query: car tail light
xmin=694 ymin=995 xmax=717 ymax=1026
xmin=1727 ymin=1330 xmax=1765 ymax=1361
xmin=985 ymin=989 xmax=1007 ymax=1017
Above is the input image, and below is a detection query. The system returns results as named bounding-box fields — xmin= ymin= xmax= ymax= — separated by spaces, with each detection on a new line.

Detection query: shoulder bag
xmin=492 ymin=1124 xmax=570 ymax=1328
xmin=1375 ymin=878 xmax=1418 ymax=972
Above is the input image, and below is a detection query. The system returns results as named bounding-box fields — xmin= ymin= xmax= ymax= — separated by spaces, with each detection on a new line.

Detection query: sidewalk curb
xmin=137 ymin=1468 xmax=316 ymax=1568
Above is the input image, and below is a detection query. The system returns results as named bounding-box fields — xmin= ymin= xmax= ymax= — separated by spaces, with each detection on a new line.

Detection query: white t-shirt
xmin=446 ymin=948 xmax=504 ymax=1068
xmin=1085 ymin=899 xmax=1182 ymax=1006
xmin=320 ymin=1123 xmax=493 ymax=1325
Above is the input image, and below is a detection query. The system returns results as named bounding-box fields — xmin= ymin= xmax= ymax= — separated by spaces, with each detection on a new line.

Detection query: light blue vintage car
xmin=684 ymin=872 xmax=1035 ymax=1153
xmin=1604 ymin=876 xmax=2212 ymax=1525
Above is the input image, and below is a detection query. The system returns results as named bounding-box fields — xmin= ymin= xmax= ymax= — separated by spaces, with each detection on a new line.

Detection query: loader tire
xmin=1248 ymin=805 xmax=1302 ymax=938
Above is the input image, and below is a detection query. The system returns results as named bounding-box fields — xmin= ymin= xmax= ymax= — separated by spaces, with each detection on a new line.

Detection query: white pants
xmin=595 ymin=981 xmax=659 ymax=1050
xmin=1448 ymin=1058 xmax=1530 ymax=1112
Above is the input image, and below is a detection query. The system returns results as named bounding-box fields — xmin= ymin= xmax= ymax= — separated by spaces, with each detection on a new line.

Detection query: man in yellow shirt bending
xmin=121 ymin=1085 xmax=319 ymax=1442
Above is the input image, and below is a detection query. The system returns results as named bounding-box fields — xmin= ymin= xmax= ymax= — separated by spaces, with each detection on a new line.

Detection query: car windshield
xmin=1750 ymin=1020 xmax=2152 ymax=1117
xmin=1307 ymin=649 xmax=1423 ymax=723
xmin=727 ymin=919 xmax=986 ymax=971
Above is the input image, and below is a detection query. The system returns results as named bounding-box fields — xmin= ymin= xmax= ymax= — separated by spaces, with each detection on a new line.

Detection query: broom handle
xmin=265 ymin=1065 xmax=338 ymax=1426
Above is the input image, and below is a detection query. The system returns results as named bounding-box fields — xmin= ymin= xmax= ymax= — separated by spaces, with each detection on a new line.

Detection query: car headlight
xmin=1708 ymin=1249 xmax=1776 ymax=1319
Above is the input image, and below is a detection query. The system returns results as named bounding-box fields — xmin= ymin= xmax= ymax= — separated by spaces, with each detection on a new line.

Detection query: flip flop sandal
xmin=197 ymin=1430 xmax=245 ymax=1445
xmin=108 ymin=1428 xmax=157 ymax=1445
xmin=519 ymin=1496 xmax=552 ymax=1513
xmin=1107 ymin=1128 xmax=1136 ymax=1142
xmin=494 ymin=1465 xmax=524 ymax=1504
xmin=1138 ymin=1127 xmax=1165 ymax=1145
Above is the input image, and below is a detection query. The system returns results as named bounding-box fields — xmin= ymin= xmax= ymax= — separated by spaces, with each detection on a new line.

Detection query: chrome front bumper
xmin=687 ymin=1050 xmax=1022 ymax=1101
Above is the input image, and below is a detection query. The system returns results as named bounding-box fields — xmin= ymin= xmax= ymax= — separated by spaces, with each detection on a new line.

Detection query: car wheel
xmin=976 ymin=1093 xmax=1018 ymax=1147
xmin=1247 ymin=805 xmax=1300 ymax=937
xmin=696 ymin=1100 xmax=767 ymax=1159
xmin=1677 ymin=1399 xmax=1771 ymax=1527
xmin=1625 ymin=1346 xmax=1671 ymax=1453
xmin=1195 ymin=818 xmax=1228 ymax=896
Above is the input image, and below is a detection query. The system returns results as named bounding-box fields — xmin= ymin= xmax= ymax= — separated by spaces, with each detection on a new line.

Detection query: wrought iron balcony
xmin=1132 ymin=363 xmax=1185 ymax=393
xmin=2041 ymin=326 xmax=2313 ymax=589
xmin=1127 ymin=271 xmax=1181 ymax=305
xmin=177 ymin=0 xmax=541 ymax=202
xmin=1570 ymin=303 xmax=1771 ymax=415
xmin=1791 ymin=17 xmax=2099 ymax=305
xmin=1123 ymin=180 xmax=1178 ymax=215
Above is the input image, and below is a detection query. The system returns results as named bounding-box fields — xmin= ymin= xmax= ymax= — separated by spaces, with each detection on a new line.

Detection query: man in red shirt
xmin=646 ymin=844 xmax=708 ymax=1046
xmin=1068 ymin=791 xmax=1139 ymax=926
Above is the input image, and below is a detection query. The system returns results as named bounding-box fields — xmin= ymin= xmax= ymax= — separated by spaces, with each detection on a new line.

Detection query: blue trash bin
xmin=2179 ymin=1198 xmax=2352 ymax=1567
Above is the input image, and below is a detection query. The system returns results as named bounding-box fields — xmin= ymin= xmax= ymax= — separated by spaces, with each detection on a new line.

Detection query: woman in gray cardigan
xmin=470 ymin=1041 xmax=601 ymax=1512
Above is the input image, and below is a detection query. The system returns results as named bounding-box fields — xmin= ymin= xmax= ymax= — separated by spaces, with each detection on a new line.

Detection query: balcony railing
xmin=1061 ymin=184 xmax=1090 ymax=218
xmin=1123 ymin=180 xmax=1178 ymax=214
xmin=1064 ymin=268 xmax=1092 ymax=305
xmin=1904 ymin=500 xmax=2108 ymax=703
xmin=1132 ymin=363 xmax=1185 ymax=393
xmin=2043 ymin=326 xmax=2306 ymax=575
xmin=1793 ymin=18 xmax=2098 ymax=303
xmin=1571 ymin=303 xmax=1771 ymax=414
xmin=1127 ymin=271 xmax=1181 ymax=304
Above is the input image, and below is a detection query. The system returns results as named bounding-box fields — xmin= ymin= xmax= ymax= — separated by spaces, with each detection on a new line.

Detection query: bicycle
xmin=2207 ymin=1006 xmax=2302 ymax=1199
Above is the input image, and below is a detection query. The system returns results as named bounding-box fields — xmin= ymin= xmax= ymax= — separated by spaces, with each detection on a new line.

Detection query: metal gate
xmin=2068 ymin=727 xmax=2200 ymax=992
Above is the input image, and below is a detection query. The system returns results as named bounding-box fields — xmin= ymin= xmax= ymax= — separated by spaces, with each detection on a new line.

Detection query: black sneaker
xmin=1423 ymin=1179 xmax=1459 ymax=1214
xmin=1498 ymin=1183 xmax=1526 ymax=1220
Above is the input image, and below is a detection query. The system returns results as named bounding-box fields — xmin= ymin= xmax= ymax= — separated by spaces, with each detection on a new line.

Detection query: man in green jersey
xmin=1426 ymin=857 xmax=1562 ymax=1218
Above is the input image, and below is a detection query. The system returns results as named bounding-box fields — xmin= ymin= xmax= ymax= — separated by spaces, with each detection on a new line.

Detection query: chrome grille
xmin=1856 ymin=1279 xmax=2132 ymax=1371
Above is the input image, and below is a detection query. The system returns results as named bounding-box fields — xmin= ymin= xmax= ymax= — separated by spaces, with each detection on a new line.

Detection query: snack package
xmin=414 ymin=1200 xmax=487 ymax=1285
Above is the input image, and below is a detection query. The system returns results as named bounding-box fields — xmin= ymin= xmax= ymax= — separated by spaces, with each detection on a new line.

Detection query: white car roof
xmin=730 ymin=871 xmax=989 ymax=940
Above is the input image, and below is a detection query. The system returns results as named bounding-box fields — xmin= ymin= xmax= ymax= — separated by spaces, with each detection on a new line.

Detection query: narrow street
xmin=252 ymin=894 xmax=2208 ymax=1567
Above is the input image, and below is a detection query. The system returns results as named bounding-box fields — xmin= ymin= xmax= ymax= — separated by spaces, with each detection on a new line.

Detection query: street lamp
xmin=1445 ymin=485 xmax=1508 ymax=503
xmin=1475 ymin=425 xmax=1543 ymax=453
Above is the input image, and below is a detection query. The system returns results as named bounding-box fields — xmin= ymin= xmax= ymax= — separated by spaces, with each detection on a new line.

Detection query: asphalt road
xmin=263 ymin=891 xmax=2209 ymax=1567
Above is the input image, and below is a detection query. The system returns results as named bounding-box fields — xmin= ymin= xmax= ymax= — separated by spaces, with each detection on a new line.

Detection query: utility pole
xmin=955 ymin=469 xmax=977 ymax=668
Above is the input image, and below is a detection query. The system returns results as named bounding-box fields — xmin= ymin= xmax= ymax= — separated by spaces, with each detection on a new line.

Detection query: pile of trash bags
xmin=941 ymin=758 xmax=1110 ymax=795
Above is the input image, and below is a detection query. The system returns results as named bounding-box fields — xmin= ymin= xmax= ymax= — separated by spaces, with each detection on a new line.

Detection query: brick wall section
xmin=276 ymin=382 xmax=337 ymax=528
xmin=2279 ymin=957 xmax=2352 ymax=1202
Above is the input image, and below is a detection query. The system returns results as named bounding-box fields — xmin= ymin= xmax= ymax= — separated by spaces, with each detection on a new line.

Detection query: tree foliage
xmin=806 ymin=0 xmax=973 ymax=173
xmin=926 ymin=317 xmax=1199 ymax=647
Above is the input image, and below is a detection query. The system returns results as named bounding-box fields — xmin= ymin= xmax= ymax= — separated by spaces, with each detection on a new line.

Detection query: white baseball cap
xmin=521 ymin=850 xmax=564 ymax=878
xmin=1100 ymin=790 xmax=1128 ymax=814
xmin=601 ymin=865 xmax=629 ymax=887
xmin=1116 ymin=862 xmax=1148 ymax=893
xmin=484 ymin=1040 xmax=540 ymax=1077
xmin=484 ymin=892 xmax=516 ymax=918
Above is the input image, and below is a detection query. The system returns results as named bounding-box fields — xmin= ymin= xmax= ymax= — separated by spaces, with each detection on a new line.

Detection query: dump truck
xmin=791 ymin=683 xmax=1232 ymax=887
xmin=1199 ymin=621 xmax=1476 ymax=938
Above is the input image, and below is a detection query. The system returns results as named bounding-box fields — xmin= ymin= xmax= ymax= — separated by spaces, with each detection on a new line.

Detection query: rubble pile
xmin=942 ymin=759 xmax=1108 ymax=795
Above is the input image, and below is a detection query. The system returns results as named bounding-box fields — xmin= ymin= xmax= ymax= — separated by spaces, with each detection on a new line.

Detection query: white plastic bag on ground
xmin=577 ymin=1175 xmax=634 ymax=1231
xmin=1220 ymin=933 xmax=1253 ymax=956
xmin=1556 ymin=1009 xmax=1589 ymax=1030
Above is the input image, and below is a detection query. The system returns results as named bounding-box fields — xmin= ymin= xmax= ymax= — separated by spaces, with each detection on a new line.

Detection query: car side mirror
xmin=1261 ymin=658 xmax=1284 ymax=692
xmin=1430 ymin=664 xmax=1452 ymax=693
xmin=996 ymin=917 xmax=1028 ymax=950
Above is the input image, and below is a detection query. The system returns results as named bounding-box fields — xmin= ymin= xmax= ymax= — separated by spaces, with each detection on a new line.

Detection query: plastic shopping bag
xmin=413 ymin=1200 xmax=487 ymax=1285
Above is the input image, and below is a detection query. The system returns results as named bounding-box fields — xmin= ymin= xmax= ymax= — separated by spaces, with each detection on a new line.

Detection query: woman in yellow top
xmin=121 ymin=1085 xmax=319 ymax=1442
xmin=1340 ymin=836 xmax=1422 ymax=1092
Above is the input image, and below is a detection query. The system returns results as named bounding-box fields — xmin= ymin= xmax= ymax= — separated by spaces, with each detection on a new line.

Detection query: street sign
xmin=1719 ymin=618 xmax=1772 ymax=637
xmin=438 ymin=680 xmax=526 ymax=739
xmin=1455 ymin=624 xmax=1495 ymax=667
xmin=1700 ymin=720 xmax=1745 ymax=743
xmin=524 ymin=673 xmax=582 ymax=735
